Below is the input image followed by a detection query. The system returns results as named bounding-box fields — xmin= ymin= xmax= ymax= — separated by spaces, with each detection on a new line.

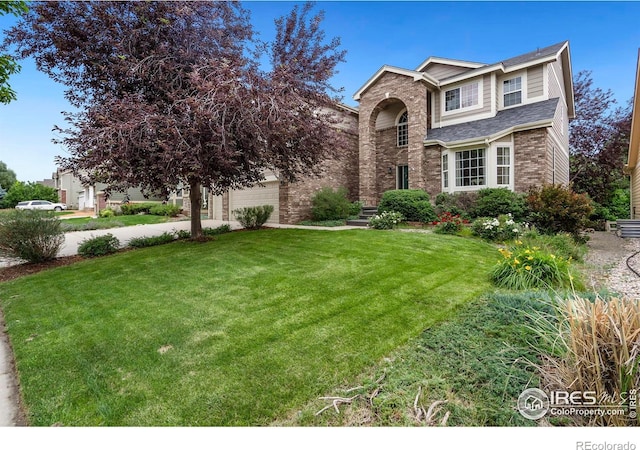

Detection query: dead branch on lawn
xmin=315 ymin=395 xmax=361 ymax=416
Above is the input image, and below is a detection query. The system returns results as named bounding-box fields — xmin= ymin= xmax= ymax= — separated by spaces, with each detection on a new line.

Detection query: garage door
xmin=229 ymin=180 xmax=280 ymax=224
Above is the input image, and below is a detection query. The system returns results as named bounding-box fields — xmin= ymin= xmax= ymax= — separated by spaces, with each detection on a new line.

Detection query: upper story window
xmin=444 ymin=83 xmax=479 ymax=112
xmin=397 ymin=111 xmax=408 ymax=147
xmin=503 ymin=77 xmax=522 ymax=107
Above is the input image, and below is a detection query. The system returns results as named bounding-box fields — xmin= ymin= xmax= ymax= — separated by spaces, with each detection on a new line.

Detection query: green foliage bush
xmin=311 ymin=187 xmax=358 ymax=221
xmin=368 ymin=211 xmax=404 ymax=230
xmin=471 ymin=214 xmax=524 ymax=242
xmin=99 ymin=208 xmax=115 ymax=218
xmin=128 ymin=232 xmax=176 ymax=248
xmin=526 ymin=185 xmax=593 ymax=235
xmin=519 ymin=228 xmax=586 ymax=263
xmin=432 ymin=212 xmax=468 ymax=235
xmin=120 ymin=202 xmax=158 ymax=215
xmin=0 ymin=180 xmax=59 ymax=208
xmin=472 ymin=188 xmax=527 ymax=221
xmin=378 ymin=190 xmax=436 ymax=223
xmin=0 ymin=210 xmax=64 ymax=262
xmin=233 ymin=205 xmax=274 ymax=229
xmin=202 ymin=224 xmax=232 ymax=237
xmin=491 ymin=243 xmax=579 ymax=290
xmin=77 ymin=234 xmax=120 ymax=257
xmin=149 ymin=204 xmax=181 ymax=217
xmin=434 ymin=192 xmax=478 ymax=219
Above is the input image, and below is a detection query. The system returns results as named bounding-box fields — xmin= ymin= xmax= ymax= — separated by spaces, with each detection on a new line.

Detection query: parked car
xmin=15 ymin=200 xmax=67 ymax=211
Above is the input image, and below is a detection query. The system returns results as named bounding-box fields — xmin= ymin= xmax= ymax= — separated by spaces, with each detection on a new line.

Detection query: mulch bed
xmin=0 ymin=256 xmax=85 ymax=283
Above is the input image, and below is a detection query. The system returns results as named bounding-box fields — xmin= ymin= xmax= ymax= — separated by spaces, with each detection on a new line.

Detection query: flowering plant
xmin=432 ymin=211 xmax=468 ymax=234
xmin=368 ymin=211 xmax=404 ymax=230
xmin=491 ymin=241 xmax=578 ymax=290
xmin=471 ymin=213 xmax=525 ymax=242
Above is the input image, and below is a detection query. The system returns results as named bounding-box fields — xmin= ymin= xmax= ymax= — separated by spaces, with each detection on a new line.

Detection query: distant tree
xmin=0 ymin=161 xmax=17 ymax=191
xmin=0 ymin=181 xmax=58 ymax=208
xmin=569 ymin=70 xmax=631 ymax=206
xmin=0 ymin=0 xmax=28 ymax=104
xmin=5 ymin=1 xmax=347 ymax=237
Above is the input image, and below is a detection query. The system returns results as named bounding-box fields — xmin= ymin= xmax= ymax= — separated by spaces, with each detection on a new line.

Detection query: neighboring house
xmin=625 ymin=49 xmax=640 ymax=219
xmin=54 ymin=169 xmax=166 ymax=211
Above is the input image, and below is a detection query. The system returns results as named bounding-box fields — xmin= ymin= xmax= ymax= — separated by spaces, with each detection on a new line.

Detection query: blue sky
xmin=1 ymin=1 xmax=639 ymax=182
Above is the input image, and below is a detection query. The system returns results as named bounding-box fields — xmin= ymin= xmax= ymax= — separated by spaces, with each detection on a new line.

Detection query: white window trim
xmin=440 ymin=140 xmax=515 ymax=193
xmin=396 ymin=109 xmax=408 ymax=147
xmin=441 ymin=79 xmax=484 ymax=117
xmin=499 ymin=71 xmax=528 ymax=110
xmin=441 ymin=153 xmax=449 ymax=190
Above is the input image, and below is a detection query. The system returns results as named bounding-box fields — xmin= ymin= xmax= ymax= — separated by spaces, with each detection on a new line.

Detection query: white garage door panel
xmin=229 ymin=181 xmax=279 ymax=224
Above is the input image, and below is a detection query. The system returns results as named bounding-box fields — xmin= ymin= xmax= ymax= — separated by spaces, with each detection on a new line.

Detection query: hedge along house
xmin=201 ymin=41 xmax=574 ymax=224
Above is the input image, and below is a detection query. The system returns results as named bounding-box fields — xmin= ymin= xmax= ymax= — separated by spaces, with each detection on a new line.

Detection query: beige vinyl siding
xmin=548 ymin=60 xmax=565 ymax=100
xmin=375 ymin=102 xmax=405 ymax=130
xmin=546 ymin=134 xmax=569 ymax=185
xmin=633 ymin=166 xmax=640 ymax=218
xmin=423 ymin=63 xmax=471 ymax=81
xmin=440 ymin=75 xmax=491 ymax=123
xmin=550 ymin=99 xmax=569 ymax=150
xmin=527 ymin=65 xmax=544 ymax=98
xmin=433 ymin=89 xmax=441 ymax=125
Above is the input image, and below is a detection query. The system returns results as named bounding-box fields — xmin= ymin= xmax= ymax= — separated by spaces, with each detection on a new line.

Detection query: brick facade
xmin=514 ymin=128 xmax=549 ymax=193
xmin=279 ymin=124 xmax=359 ymax=224
xmin=357 ymin=72 xmax=429 ymax=205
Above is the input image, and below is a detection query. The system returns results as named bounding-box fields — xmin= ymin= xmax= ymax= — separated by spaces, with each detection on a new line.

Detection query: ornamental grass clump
xmin=368 ymin=211 xmax=404 ymax=230
xmin=534 ymin=295 xmax=640 ymax=426
xmin=490 ymin=242 xmax=578 ymax=290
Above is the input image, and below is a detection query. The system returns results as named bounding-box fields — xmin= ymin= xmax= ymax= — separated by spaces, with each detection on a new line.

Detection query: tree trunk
xmin=189 ymin=180 xmax=203 ymax=238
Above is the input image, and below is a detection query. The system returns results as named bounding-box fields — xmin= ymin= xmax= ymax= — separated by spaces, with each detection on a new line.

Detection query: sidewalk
xmin=0 ymin=219 xmax=361 ymax=425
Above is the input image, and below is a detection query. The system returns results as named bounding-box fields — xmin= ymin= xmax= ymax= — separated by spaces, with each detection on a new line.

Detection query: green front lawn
xmin=0 ymin=229 xmax=496 ymax=426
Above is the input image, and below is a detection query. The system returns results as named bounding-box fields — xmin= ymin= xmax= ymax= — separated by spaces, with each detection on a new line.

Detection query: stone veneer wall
xmin=423 ymin=144 xmax=443 ymax=199
xmin=278 ymin=120 xmax=359 ymax=224
xmin=358 ymin=72 xmax=429 ymax=205
xmin=375 ymin=127 xmax=407 ymax=194
xmin=513 ymin=128 xmax=549 ymax=193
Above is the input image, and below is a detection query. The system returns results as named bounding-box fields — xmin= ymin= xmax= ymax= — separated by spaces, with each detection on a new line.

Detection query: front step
xmin=346 ymin=206 xmax=378 ymax=227
xmin=617 ymin=220 xmax=640 ymax=238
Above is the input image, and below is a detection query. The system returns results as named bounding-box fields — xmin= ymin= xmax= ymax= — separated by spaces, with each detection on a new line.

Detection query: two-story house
xmin=355 ymin=40 xmax=573 ymax=205
xmin=206 ymin=41 xmax=574 ymax=224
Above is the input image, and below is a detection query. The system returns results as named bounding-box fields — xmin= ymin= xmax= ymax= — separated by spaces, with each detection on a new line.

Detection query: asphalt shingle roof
xmin=425 ymin=98 xmax=559 ymax=144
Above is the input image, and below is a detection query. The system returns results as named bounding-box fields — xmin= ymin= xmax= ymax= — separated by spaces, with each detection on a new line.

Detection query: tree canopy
xmin=0 ymin=0 xmax=28 ymax=104
xmin=0 ymin=160 xmax=17 ymax=191
xmin=569 ymin=70 xmax=631 ymax=207
xmin=4 ymin=1 xmax=347 ymax=235
xmin=0 ymin=181 xmax=58 ymax=208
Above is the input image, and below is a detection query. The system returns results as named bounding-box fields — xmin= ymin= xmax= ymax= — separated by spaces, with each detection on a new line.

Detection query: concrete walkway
xmin=0 ymin=218 xmax=361 ymax=426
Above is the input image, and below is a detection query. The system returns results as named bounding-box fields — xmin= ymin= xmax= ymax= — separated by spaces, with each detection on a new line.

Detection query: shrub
xmin=490 ymin=242 xmax=578 ymax=290
xmin=233 ymin=205 xmax=274 ymax=229
xmin=526 ymin=185 xmax=593 ymax=235
xmin=61 ymin=219 xmax=126 ymax=232
xmin=149 ymin=204 xmax=181 ymax=217
xmin=311 ymin=187 xmax=356 ymax=221
xmin=77 ymin=234 xmax=120 ymax=257
xmin=472 ymin=188 xmax=527 ymax=221
xmin=432 ymin=212 xmax=468 ymax=235
xmin=535 ymin=295 xmax=640 ymax=426
xmin=471 ymin=214 xmax=524 ymax=242
xmin=519 ymin=228 xmax=586 ymax=262
xmin=434 ymin=192 xmax=478 ymax=219
xmin=0 ymin=210 xmax=64 ymax=263
xmin=202 ymin=224 xmax=232 ymax=237
xmin=175 ymin=229 xmax=191 ymax=240
xmin=120 ymin=202 xmax=159 ymax=215
xmin=128 ymin=232 xmax=176 ymax=248
xmin=99 ymin=208 xmax=115 ymax=218
xmin=378 ymin=190 xmax=436 ymax=223
xmin=368 ymin=211 xmax=404 ymax=230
